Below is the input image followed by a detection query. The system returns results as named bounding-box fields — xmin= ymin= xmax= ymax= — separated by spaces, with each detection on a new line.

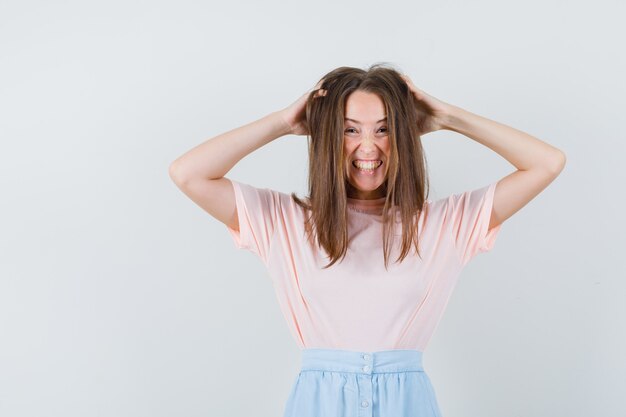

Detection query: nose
xmin=358 ymin=133 xmax=377 ymax=153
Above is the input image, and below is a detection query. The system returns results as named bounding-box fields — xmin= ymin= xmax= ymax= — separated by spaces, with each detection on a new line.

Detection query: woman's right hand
xmin=277 ymin=80 xmax=327 ymax=136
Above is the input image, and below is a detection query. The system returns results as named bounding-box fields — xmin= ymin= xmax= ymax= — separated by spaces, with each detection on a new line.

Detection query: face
xmin=343 ymin=90 xmax=391 ymax=199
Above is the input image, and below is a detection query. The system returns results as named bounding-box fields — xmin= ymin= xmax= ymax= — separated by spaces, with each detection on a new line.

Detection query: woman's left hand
xmin=400 ymin=74 xmax=454 ymax=135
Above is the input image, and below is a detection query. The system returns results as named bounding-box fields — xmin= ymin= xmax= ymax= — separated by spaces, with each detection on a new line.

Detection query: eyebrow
xmin=344 ymin=117 xmax=387 ymax=124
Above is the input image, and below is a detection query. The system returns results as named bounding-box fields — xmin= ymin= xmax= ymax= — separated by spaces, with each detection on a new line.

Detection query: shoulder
xmin=425 ymin=184 xmax=493 ymax=216
xmin=230 ymin=178 xmax=307 ymax=218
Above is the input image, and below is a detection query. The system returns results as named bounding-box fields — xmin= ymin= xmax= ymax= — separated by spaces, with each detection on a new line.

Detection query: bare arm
xmin=169 ymin=111 xmax=291 ymax=182
xmin=401 ymin=74 xmax=566 ymax=232
xmin=168 ymin=111 xmax=291 ymax=231
xmin=442 ymin=105 xmax=566 ymax=230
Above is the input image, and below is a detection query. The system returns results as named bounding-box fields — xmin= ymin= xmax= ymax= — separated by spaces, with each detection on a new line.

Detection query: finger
xmin=313 ymin=89 xmax=327 ymax=98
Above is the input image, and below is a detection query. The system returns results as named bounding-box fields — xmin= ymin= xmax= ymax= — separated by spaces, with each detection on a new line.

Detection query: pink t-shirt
xmin=225 ymin=179 xmax=502 ymax=352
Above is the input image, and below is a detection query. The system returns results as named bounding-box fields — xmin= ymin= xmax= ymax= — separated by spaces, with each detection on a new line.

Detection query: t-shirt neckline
xmin=346 ymin=196 xmax=387 ymax=215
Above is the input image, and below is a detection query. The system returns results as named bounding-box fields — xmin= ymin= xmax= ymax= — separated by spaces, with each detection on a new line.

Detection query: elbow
xmin=168 ymin=160 xmax=190 ymax=186
xmin=548 ymin=150 xmax=567 ymax=175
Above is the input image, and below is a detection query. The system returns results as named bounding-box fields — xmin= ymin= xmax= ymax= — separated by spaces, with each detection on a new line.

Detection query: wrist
xmin=271 ymin=110 xmax=293 ymax=136
xmin=440 ymin=104 xmax=467 ymax=132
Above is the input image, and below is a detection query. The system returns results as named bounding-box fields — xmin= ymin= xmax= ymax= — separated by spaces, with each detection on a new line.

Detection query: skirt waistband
xmin=300 ymin=348 xmax=424 ymax=374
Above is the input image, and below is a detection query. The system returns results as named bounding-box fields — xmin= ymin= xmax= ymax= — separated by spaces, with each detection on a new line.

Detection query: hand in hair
xmin=278 ymin=80 xmax=326 ymax=137
xmin=400 ymin=74 xmax=452 ymax=135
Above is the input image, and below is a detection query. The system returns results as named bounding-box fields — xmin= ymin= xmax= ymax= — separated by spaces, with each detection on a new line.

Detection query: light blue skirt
xmin=282 ymin=348 xmax=443 ymax=417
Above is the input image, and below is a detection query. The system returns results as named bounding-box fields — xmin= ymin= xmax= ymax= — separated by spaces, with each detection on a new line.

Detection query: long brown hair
xmin=290 ymin=63 xmax=431 ymax=270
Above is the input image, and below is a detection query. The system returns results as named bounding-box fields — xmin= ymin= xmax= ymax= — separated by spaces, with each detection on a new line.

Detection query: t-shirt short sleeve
xmin=225 ymin=179 xmax=278 ymax=264
xmin=445 ymin=181 xmax=502 ymax=267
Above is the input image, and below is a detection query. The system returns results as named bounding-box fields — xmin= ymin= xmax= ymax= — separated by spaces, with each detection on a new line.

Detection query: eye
xmin=344 ymin=127 xmax=388 ymax=135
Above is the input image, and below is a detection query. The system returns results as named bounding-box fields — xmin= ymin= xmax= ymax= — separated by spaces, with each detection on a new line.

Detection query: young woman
xmin=169 ymin=64 xmax=566 ymax=417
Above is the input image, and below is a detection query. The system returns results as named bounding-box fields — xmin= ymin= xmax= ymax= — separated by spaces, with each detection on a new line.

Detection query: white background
xmin=1 ymin=0 xmax=623 ymax=416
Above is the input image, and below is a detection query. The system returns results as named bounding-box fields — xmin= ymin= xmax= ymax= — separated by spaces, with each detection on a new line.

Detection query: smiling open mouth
xmin=352 ymin=160 xmax=383 ymax=173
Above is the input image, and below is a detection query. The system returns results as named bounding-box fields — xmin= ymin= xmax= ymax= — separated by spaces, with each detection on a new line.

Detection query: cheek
xmin=343 ymin=144 xmax=355 ymax=164
xmin=382 ymin=143 xmax=391 ymax=159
